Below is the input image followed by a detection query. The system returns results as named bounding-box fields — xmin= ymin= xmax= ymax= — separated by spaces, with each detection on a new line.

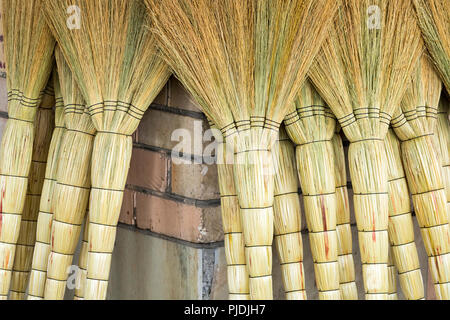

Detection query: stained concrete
xmin=107 ymin=227 xmax=202 ymax=300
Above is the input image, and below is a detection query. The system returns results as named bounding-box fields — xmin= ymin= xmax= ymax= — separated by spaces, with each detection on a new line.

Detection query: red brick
xmin=119 ymin=189 xmax=135 ymax=225
xmin=168 ymin=77 xmax=201 ymax=112
xmin=135 ymin=192 xmax=222 ymax=243
xmin=127 ymin=147 xmax=169 ymax=192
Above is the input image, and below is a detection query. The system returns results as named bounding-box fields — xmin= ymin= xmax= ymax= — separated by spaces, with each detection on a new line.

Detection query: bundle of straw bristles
xmin=0 ymin=0 xmax=448 ymax=300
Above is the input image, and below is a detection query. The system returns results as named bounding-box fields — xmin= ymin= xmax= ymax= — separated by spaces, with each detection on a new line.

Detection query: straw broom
xmin=148 ymin=0 xmax=338 ymax=300
xmin=209 ymin=120 xmax=250 ymax=300
xmin=413 ymin=0 xmax=450 ymax=94
xmin=434 ymin=93 xmax=449 ymax=223
xmin=28 ymin=71 xmax=65 ymax=300
xmin=44 ymin=0 xmax=171 ymax=299
xmin=0 ymin=0 xmax=55 ymax=298
xmin=283 ymin=80 xmax=340 ymax=300
xmin=384 ymin=128 xmax=424 ymax=300
xmin=43 ymin=46 xmax=96 ymax=300
xmin=9 ymin=80 xmax=55 ymax=300
xmin=272 ymin=126 xmax=306 ymax=300
xmin=74 ymin=214 xmax=89 ymax=300
xmin=309 ymin=0 xmax=423 ymax=299
xmin=331 ymin=127 xmax=358 ymax=299
xmin=392 ymin=55 xmax=449 ymax=300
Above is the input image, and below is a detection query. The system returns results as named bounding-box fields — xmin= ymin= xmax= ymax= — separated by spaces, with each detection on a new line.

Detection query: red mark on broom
xmin=5 ymin=252 xmax=9 ymax=269
xmin=299 ymin=263 xmax=304 ymax=289
xmin=372 ymin=212 xmax=376 ymax=242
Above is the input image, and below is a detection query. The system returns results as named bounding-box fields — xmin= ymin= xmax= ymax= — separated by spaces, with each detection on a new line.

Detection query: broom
xmin=392 ymin=55 xmax=449 ymax=300
xmin=0 ymin=0 xmax=55 ymax=298
xmin=9 ymin=80 xmax=55 ymax=300
xmin=413 ymin=0 xmax=450 ymax=94
xmin=74 ymin=214 xmax=89 ymax=300
xmin=330 ymin=127 xmax=358 ymax=299
xmin=434 ymin=93 xmax=449 ymax=223
xmin=44 ymin=0 xmax=171 ymax=299
xmin=283 ymin=80 xmax=340 ymax=300
xmin=147 ymin=0 xmax=339 ymax=299
xmin=272 ymin=126 xmax=306 ymax=300
xmin=43 ymin=46 xmax=96 ymax=300
xmin=28 ymin=70 xmax=65 ymax=300
xmin=209 ymin=120 xmax=249 ymax=300
xmin=384 ymin=128 xmax=424 ymax=300
xmin=309 ymin=0 xmax=423 ymax=299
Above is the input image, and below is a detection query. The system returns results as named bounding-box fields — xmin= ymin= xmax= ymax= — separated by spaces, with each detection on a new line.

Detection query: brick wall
xmin=0 ymin=10 xmax=5 ymax=77
xmin=119 ymin=77 xmax=223 ymax=244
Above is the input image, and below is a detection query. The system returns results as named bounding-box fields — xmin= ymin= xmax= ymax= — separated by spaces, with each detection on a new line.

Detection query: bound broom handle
xmin=85 ymin=132 xmax=132 ymax=300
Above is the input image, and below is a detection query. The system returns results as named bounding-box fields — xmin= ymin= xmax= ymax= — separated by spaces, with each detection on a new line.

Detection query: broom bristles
xmin=0 ymin=0 xmax=55 ymax=298
xmin=43 ymin=46 xmax=95 ymax=300
xmin=147 ymin=0 xmax=339 ymax=299
xmin=331 ymin=130 xmax=358 ymax=300
xmin=74 ymin=213 xmax=89 ymax=300
xmin=385 ymin=128 xmax=424 ymax=300
xmin=284 ymin=80 xmax=341 ymax=300
xmin=309 ymin=0 xmax=423 ymax=299
xmin=413 ymin=0 xmax=450 ymax=94
xmin=209 ymin=120 xmax=250 ymax=300
xmin=28 ymin=69 xmax=65 ymax=300
xmin=44 ymin=0 xmax=171 ymax=299
xmin=434 ymin=94 xmax=449 ymax=223
xmin=387 ymin=246 xmax=398 ymax=300
xmin=272 ymin=126 xmax=306 ymax=300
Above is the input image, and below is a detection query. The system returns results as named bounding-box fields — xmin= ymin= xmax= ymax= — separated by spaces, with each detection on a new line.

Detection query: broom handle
xmin=348 ymin=139 xmax=389 ymax=300
xmin=296 ymin=141 xmax=341 ymax=300
xmin=74 ymin=214 xmax=89 ymax=300
xmin=9 ymin=206 xmax=39 ymax=300
xmin=0 ymin=120 xmax=35 ymax=299
xmin=401 ymin=136 xmax=450 ymax=300
xmin=28 ymin=126 xmax=65 ymax=300
xmin=387 ymin=177 xmax=425 ymax=300
xmin=331 ymin=133 xmax=358 ymax=300
xmin=387 ymin=246 xmax=398 ymax=300
xmin=44 ymin=130 xmax=94 ymax=300
xmin=85 ymin=132 xmax=132 ymax=300
xmin=217 ymin=142 xmax=250 ymax=300
xmin=10 ymin=106 xmax=54 ymax=300
xmin=385 ymin=130 xmax=424 ymax=300
xmin=234 ymin=146 xmax=274 ymax=300
xmin=273 ymin=139 xmax=306 ymax=300
xmin=9 ymin=164 xmax=44 ymax=299
xmin=435 ymin=109 xmax=450 ymax=226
